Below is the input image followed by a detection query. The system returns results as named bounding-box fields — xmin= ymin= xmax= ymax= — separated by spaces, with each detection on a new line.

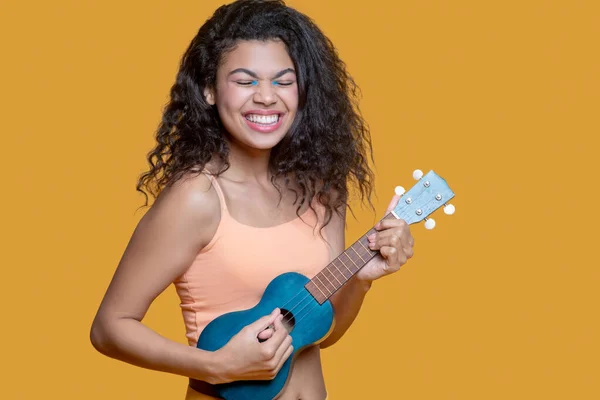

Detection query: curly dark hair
xmin=136 ymin=0 xmax=375 ymax=229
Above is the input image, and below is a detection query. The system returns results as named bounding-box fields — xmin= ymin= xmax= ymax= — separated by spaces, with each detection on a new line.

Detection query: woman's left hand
xmin=356 ymin=193 xmax=414 ymax=282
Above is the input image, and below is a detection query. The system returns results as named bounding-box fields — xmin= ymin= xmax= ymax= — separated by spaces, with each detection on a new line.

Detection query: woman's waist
xmin=186 ymin=345 xmax=326 ymax=400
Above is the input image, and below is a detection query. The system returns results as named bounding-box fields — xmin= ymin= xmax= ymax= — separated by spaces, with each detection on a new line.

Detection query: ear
xmin=203 ymin=86 xmax=215 ymax=105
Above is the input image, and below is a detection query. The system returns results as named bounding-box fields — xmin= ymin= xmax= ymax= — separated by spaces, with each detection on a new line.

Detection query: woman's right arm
xmin=90 ymin=173 xmax=293 ymax=384
xmin=90 ymin=173 xmax=225 ymax=383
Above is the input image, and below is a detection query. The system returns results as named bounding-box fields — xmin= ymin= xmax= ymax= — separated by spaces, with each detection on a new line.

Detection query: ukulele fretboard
xmin=305 ymin=213 xmax=396 ymax=304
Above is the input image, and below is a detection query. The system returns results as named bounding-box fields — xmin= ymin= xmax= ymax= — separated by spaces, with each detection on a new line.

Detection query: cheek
xmin=217 ymin=84 xmax=247 ymax=113
xmin=282 ymin=87 xmax=299 ymax=112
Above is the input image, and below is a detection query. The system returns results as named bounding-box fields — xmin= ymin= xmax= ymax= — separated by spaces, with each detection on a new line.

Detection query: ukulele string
xmin=281 ymin=290 xmax=314 ymax=322
xmin=277 ymin=288 xmax=312 ymax=319
xmin=280 ymin=276 xmax=343 ymax=324
xmin=293 ymin=300 xmax=322 ymax=327
xmin=280 ymin=267 xmax=348 ymax=323
xmin=282 ymin=207 xmax=414 ymax=324
xmin=278 ymin=273 xmax=337 ymax=322
xmin=280 ymin=272 xmax=343 ymax=325
xmin=284 ymin=292 xmax=318 ymax=324
xmin=281 ymin=240 xmax=373 ymax=323
xmin=288 ymin=263 xmax=363 ymax=326
xmin=285 ymin=197 xmax=444 ymax=326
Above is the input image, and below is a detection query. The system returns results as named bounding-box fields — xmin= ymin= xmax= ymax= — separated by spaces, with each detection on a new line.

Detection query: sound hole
xmin=257 ymin=309 xmax=295 ymax=342
xmin=280 ymin=308 xmax=295 ymax=333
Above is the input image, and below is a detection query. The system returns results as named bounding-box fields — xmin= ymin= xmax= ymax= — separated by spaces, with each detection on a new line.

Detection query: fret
xmin=306 ymin=280 xmax=326 ymax=303
xmin=324 ymin=265 xmax=340 ymax=286
xmin=323 ymin=267 xmax=341 ymax=288
xmin=333 ymin=259 xmax=352 ymax=279
xmin=349 ymin=245 xmax=366 ymax=264
xmin=306 ymin=212 xmax=402 ymax=304
xmin=328 ymin=268 xmax=342 ymax=289
xmin=356 ymin=238 xmax=372 ymax=256
xmin=337 ymin=253 xmax=355 ymax=274
xmin=328 ymin=263 xmax=346 ymax=284
xmin=360 ymin=228 xmax=382 ymax=255
xmin=320 ymin=270 xmax=336 ymax=292
xmin=344 ymin=249 xmax=359 ymax=267
xmin=314 ymin=273 xmax=332 ymax=296
xmin=355 ymin=242 xmax=370 ymax=261
xmin=358 ymin=242 xmax=375 ymax=263
xmin=361 ymin=243 xmax=377 ymax=262
xmin=342 ymin=250 xmax=360 ymax=270
xmin=347 ymin=250 xmax=362 ymax=271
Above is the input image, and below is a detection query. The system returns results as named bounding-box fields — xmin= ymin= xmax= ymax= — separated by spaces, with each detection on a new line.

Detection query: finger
xmin=368 ymin=230 xmax=399 ymax=247
xmin=373 ymin=222 xmax=412 ymax=252
xmin=262 ymin=316 xmax=288 ymax=350
xmin=385 ymin=194 xmax=402 ymax=215
xmin=403 ymin=233 xmax=415 ymax=257
xmin=380 ymin=246 xmax=406 ymax=269
xmin=405 ymin=245 xmax=414 ymax=259
xmin=375 ymin=218 xmax=408 ymax=231
xmin=368 ymin=233 xmax=403 ymax=250
xmin=273 ymin=343 xmax=294 ymax=374
xmin=257 ymin=328 xmax=275 ymax=341
xmin=379 ymin=246 xmax=397 ymax=266
xmin=369 ymin=228 xmax=404 ymax=241
xmin=371 ymin=230 xmax=413 ymax=251
xmin=370 ymin=242 xmax=413 ymax=260
xmin=272 ymin=334 xmax=293 ymax=364
xmin=251 ymin=308 xmax=281 ymax=333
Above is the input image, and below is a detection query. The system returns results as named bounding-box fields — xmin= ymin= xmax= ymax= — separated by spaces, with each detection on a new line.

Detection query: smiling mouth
xmin=244 ymin=113 xmax=281 ymax=126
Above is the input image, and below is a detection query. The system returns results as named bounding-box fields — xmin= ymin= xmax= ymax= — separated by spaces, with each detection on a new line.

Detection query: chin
xmin=244 ymin=132 xmax=287 ymax=150
xmin=237 ymin=124 xmax=292 ymax=151
xmin=225 ymin=118 xmax=292 ymax=151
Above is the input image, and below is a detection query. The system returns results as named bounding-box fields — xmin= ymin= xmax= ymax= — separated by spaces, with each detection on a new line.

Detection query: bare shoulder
xmin=144 ymin=171 xmax=221 ymax=249
xmin=94 ymin=172 xmax=221 ymax=322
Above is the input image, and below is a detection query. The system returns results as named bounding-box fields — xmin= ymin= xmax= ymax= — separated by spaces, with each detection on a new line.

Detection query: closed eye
xmin=273 ymin=81 xmax=294 ymax=86
xmin=236 ymin=80 xmax=258 ymax=86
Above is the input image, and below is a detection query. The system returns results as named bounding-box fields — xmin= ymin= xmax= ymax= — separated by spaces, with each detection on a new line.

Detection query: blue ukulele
xmin=196 ymin=170 xmax=455 ymax=400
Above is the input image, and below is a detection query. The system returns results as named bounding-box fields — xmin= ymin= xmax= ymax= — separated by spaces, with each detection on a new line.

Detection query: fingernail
xmin=368 ymin=234 xmax=375 ymax=240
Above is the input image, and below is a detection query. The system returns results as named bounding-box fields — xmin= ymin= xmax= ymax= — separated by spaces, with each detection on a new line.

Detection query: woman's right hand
xmin=212 ymin=308 xmax=294 ymax=383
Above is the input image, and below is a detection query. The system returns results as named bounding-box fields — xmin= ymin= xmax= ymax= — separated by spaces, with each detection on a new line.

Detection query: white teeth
xmin=245 ymin=114 xmax=279 ymax=124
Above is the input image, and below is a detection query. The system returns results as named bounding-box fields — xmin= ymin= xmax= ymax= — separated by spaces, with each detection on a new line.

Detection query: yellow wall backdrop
xmin=1 ymin=0 xmax=598 ymax=399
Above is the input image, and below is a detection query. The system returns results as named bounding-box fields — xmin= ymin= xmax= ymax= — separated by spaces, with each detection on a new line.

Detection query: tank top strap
xmin=201 ymin=171 xmax=229 ymax=214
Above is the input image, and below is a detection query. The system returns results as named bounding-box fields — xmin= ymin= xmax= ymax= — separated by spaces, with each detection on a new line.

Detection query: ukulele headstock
xmin=391 ymin=169 xmax=455 ymax=229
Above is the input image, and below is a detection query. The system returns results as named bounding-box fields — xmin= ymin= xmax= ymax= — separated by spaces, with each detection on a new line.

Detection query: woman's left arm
xmin=319 ymin=193 xmax=414 ymax=349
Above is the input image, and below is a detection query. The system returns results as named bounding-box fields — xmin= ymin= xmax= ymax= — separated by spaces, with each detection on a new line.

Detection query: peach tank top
xmin=173 ymin=173 xmax=333 ymax=347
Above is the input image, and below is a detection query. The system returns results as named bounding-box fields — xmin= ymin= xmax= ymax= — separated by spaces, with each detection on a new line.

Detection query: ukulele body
xmin=196 ymin=271 xmax=335 ymax=400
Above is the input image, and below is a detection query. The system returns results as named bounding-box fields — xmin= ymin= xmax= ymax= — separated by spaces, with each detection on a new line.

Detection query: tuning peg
xmin=394 ymin=186 xmax=405 ymax=196
xmin=424 ymin=218 xmax=436 ymax=230
xmin=444 ymin=204 xmax=455 ymax=215
xmin=413 ymin=169 xmax=423 ymax=180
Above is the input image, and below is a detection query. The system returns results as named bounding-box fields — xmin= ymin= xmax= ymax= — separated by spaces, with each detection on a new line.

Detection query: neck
xmin=224 ymin=137 xmax=273 ymax=183
xmin=305 ymin=212 xmax=397 ymax=304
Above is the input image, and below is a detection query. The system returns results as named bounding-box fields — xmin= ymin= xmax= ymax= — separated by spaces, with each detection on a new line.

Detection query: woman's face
xmin=204 ymin=39 xmax=299 ymax=152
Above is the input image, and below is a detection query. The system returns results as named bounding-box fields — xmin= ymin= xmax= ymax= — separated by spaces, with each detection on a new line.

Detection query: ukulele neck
xmin=305 ymin=213 xmax=396 ymax=304
xmin=305 ymin=169 xmax=455 ymax=304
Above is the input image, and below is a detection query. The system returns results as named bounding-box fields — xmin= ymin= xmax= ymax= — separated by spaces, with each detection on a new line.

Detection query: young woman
xmin=90 ymin=1 xmax=414 ymax=399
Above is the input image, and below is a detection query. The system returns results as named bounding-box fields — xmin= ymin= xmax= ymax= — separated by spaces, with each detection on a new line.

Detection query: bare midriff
xmin=187 ymin=346 xmax=327 ymax=400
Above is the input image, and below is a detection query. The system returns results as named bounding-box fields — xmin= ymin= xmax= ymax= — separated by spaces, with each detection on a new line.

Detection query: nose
xmin=252 ymin=81 xmax=277 ymax=106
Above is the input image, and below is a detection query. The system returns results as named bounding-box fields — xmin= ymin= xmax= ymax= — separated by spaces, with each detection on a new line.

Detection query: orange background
xmin=1 ymin=0 xmax=598 ymax=399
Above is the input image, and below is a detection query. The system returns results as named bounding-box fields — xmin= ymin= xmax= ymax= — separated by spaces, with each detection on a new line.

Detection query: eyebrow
xmin=227 ymin=68 xmax=296 ymax=79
